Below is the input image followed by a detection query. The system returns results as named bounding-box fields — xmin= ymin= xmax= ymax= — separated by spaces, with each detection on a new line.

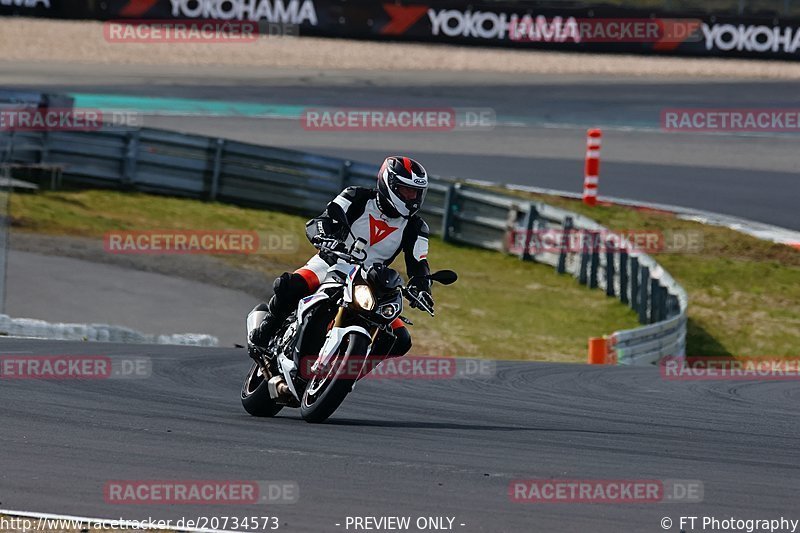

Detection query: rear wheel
xmin=300 ymin=333 xmax=370 ymax=423
xmin=241 ymin=361 xmax=283 ymax=417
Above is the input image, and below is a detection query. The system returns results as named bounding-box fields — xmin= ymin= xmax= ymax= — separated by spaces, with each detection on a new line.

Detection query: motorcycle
xmin=241 ymin=235 xmax=458 ymax=423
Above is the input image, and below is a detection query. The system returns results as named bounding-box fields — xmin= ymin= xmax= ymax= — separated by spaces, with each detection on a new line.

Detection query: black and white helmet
xmin=376 ymin=156 xmax=428 ymax=218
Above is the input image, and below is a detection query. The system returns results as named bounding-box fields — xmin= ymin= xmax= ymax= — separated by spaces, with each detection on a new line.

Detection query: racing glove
xmin=312 ymin=235 xmax=347 ymax=264
xmin=312 ymin=235 xmax=346 ymax=251
xmin=407 ymin=278 xmax=434 ymax=312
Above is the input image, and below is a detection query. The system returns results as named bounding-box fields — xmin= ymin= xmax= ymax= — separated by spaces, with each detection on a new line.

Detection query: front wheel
xmin=300 ymin=333 xmax=370 ymax=423
xmin=241 ymin=361 xmax=283 ymax=417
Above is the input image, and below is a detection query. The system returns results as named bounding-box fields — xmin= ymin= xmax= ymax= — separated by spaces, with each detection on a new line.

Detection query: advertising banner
xmin=4 ymin=0 xmax=800 ymax=60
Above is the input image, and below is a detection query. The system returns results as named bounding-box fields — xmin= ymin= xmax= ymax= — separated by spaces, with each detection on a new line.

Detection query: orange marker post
xmin=583 ymin=129 xmax=602 ymax=206
xmin=588 ymin=336 xmax=611 ymax=365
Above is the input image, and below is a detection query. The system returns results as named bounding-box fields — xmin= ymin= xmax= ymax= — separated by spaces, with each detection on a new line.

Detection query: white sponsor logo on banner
xmin=168 ymin=0 xmax=317 ymax=25
xmin=702 ymin=22 xmax=800 ymax=53
xmin=428 ymin=9 xmax=579 ymax=42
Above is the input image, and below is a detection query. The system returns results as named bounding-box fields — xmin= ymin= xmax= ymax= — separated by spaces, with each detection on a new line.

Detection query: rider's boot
xmin=249 ymin=272 xmax=311 ymax=349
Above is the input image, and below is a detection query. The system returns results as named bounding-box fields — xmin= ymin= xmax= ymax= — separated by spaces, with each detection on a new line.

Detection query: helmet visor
xmin=394 ymin=183 xmax=425 ymax=203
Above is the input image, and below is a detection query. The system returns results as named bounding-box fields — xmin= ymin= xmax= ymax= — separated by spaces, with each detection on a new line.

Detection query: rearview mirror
xmin=428 ymin=270 xmax=458 ymax=285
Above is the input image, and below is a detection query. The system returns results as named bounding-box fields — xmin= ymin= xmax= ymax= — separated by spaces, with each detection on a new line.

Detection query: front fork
xmin=309 ymin=306 xmax=382 ymax=381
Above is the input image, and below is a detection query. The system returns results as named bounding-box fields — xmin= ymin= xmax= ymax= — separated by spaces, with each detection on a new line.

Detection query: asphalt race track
xmin=6 ymin=250 xmax=257 ymax=347
xmin=2 ymin=338 xmax=800 ymax=532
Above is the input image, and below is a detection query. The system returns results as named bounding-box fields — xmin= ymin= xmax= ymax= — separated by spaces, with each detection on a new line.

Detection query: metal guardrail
xmin=0 ymin=125 xmax=687 ymax=365
xmin=446 ymin=184 xmax=687 ymax=364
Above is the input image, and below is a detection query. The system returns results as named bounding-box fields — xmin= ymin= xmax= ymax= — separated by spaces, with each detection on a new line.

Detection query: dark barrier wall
xmin=4 ymin=0 xmax=800 ymax=60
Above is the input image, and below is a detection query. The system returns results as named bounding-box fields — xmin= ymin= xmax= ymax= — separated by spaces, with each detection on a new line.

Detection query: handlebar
xmin=312 ymin=236 xmax=440 ymax=318
xmin=313 ymin=236 xmax=367 ymax=265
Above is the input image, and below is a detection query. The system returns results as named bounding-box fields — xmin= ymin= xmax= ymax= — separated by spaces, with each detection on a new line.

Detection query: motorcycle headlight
xmin=353 ymin=284 xmax=376 ymax=311
xmin=379 ymin=303 xmax=401 ymax=320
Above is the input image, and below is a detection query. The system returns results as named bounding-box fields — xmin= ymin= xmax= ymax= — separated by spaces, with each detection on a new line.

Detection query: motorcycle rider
xmin=249 ymin=156 xmax=434 ymax=359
